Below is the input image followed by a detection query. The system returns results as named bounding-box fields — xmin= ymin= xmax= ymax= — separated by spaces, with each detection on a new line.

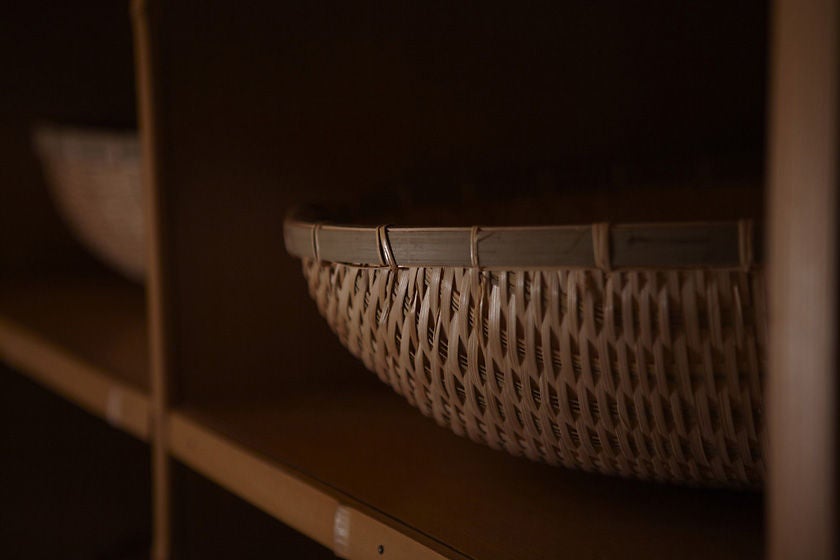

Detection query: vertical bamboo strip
xmin=767 ymin=0 xmax=838 ymax=557
xmin=131 ymin=1 xmax=174 ymax=558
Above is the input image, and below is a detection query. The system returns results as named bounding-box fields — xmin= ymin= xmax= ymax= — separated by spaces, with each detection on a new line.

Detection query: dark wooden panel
xmin=156 ymin=0 xmax=768 ymax=402
xmin=0 ymin=366 xmax=151 ymax=560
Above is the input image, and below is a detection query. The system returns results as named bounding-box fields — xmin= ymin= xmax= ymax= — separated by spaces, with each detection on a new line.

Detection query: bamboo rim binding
xmin=285 ymin=209 xmax=766 ymax=487
xmin=286 ymin=212 xmax=758 ymax=271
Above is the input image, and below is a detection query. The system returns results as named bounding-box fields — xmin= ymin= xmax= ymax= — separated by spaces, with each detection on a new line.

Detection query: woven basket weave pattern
xmin=34 ymin=126 xmax=145 ymax=281
xmin=304 ymin=259 xmax=766 ymax=486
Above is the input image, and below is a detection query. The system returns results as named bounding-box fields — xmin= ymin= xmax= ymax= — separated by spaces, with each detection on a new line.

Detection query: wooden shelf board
xmin=0 ymin=366 xmax=152 ymax=558
xmin=169 ymin=410 xmax=453 ymax=560
xmin=172 ymin=380 xmax=763 ymax=560
xmin=0 ymin=270 xmax=150 ymax=440
xmin=171 ymin=461 xmax=336 ymax=558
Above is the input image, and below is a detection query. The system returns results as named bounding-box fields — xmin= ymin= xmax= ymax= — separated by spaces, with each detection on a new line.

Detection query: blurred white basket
xmin=33 ymin=125 xmax=145 ymax=281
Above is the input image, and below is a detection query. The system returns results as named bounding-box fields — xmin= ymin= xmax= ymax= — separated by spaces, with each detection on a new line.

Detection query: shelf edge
xmin=169 ymin=412 xmax=453 ymax=560
xmin=0 ymin=316 xmax=150 ymax=441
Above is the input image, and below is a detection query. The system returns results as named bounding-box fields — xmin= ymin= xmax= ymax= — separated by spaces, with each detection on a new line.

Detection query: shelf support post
xmin=767 ymin=0 xmax=839 ymax=558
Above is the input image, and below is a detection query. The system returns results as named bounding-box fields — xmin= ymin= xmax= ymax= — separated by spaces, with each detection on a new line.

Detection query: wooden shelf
xmin=171 ymin=461 xmax=334 ymax=559
xmin=169 ymin=406 xmax=451 ymax=559
xmin=0 ymin=267 xmax=150 ymax=440
xmin=0 ymin=366 xmax=151 ymax=559
xmin=170 ymin=379 xmax=763 ymax=560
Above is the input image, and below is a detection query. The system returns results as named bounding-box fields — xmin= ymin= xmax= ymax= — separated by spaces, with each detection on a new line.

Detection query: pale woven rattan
xmin=286 ymin=216 xmax=766 ymax=487
xmin=33 ymin=125 xmax=145 ymax=281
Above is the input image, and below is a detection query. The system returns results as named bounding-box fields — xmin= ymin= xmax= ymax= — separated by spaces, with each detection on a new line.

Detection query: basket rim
xmin=284 ymin=210 xmax=759 ymax=271
xmin=32 ymin=124 xmax=139 ymax=164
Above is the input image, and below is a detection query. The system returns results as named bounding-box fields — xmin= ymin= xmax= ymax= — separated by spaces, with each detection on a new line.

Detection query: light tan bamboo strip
xmin=131 ymin=1 xmax=173 ymax=558
xmin=767 ymin=0 xmax=838 ymax=557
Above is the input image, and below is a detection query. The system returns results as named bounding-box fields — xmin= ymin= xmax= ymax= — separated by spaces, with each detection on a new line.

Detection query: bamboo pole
xmin=767 ymin=0 xmax=838 ymax=558
xmin=131 ymin=1 xmax=173 ymax=558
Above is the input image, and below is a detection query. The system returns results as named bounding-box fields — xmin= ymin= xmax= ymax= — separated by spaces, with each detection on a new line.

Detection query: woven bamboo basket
xmin=33 ymin=125 xmax=145 ymax=281
xmin=285 ymin=210 xmax=766 ymax=487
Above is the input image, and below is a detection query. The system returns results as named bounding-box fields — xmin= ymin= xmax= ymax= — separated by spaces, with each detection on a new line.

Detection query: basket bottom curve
xmin=303 ymin=259 xmax=766 ymax=487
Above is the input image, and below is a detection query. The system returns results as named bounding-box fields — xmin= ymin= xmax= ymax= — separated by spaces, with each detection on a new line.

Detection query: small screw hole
xmin=378 ymin=544 xmax=385 ymax=554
